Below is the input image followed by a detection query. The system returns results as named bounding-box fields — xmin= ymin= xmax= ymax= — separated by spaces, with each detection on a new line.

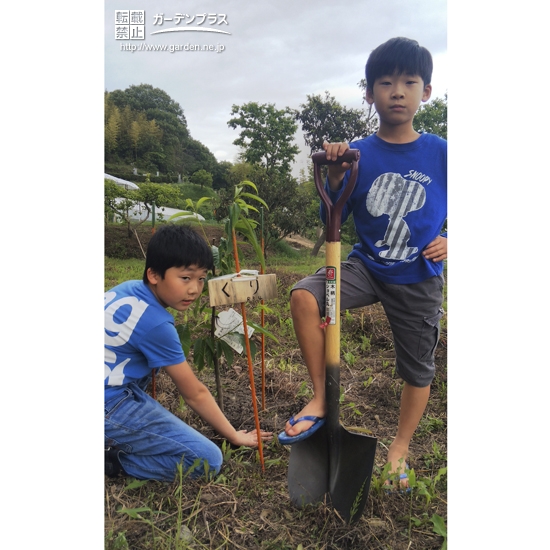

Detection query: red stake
xmin=231 ymin=229 xmax=265 ymax=470
xmin=260 ymin=232 xmax=266 ymax=411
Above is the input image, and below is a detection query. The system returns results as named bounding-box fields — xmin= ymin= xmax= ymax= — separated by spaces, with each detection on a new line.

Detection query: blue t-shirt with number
xmin=104 ymin=280 xmax=185 ymax=393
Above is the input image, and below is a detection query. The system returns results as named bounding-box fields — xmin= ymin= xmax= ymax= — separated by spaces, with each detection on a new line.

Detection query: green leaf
xmin=211 ymin=245 xmax=220 ymax=270
xmin=124 ymin=479 xmax=149 ymax=490
xmin=434 ymin=466 xmax=447 ymax=485
xmin=239 ymin=192 xmax=269 ymax=209
xmin=233 ymin=218 xmax=265 ymax=270
xmin=248 ymin=338 xmax=257 ymax=359
xmin=176 ymin=324 xmax=191 ymax=356
xmin=167 ymin=210 xmax=189 ymax=220
xmin=235 ymin=200 xmax=260 ymax=214
xmin=233 ymin=334 xmax=257 ymax=360
xmin=247 ymin=321 xmax=279 ymax=343
xmin=228 ymin=203 xmax=241 ymax=228
xmin=239 ymin=180 xmax=259 ymax=193
xmin=217 ymin=339 xmax=235 ymax=368
xmin=204 ymin=338 xmax=215 ymax=369
xmin=195 ymin=196 xmax=212 ymax=209
xmin=430 ymin=513 xmax=447 ymax=539
xmin=117 ymin=506 xmax=152 ymax=519
xmin=193 ymin=338 xmax=205 ymax=371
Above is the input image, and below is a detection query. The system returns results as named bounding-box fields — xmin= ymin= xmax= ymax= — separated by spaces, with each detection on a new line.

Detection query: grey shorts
xmin=291 ymin=258 xmax=445 ymax=387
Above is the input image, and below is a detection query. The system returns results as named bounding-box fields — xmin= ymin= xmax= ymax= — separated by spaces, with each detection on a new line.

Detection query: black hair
xmin=365 ymin=37 xmax=433 ymax=91
xmin=142 ymin=224 xmax=213 ymax=283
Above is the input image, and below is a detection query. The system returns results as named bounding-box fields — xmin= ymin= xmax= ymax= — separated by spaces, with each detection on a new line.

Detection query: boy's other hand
xmin=323 ymin=140 xmax=350 ymax=162
xmin=323 ymin=141 xmax=351 ymax=190
xmin=422 ymin=236 xmax=447 ymax=262
xmin=231 ymin=429 xmax=273 ymax=448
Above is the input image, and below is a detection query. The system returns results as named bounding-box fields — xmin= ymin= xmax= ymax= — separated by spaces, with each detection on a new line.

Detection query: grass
xmin=105 ymin=257 xmax=144 ymax=290
xmin=106 ymin=444 xmax=448 ymax=549
xmin=105 ymin=234 xmax=448 ymax=549
xmin=265 ymin=239 xmax=353 ymax=275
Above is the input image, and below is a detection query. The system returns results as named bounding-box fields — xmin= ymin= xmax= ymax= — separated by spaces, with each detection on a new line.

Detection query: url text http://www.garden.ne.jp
xmin=119 ymin=42 xmax=226 ymax=54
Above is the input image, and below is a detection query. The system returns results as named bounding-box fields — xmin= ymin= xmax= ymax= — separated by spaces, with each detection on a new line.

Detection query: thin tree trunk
xmin=311 ymin=227 xmax=326 ymax=257
xmin=210 ymin=304 xmax=224 ymax=411
xmin=209 ymin=254 xmax=224 ymax=411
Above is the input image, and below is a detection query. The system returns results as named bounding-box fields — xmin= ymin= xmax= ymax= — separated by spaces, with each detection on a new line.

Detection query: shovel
xmin=287 ymin=149 xmax=378 ymax=524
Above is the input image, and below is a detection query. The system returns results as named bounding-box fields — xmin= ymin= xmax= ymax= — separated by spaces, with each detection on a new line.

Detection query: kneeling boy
xmin=105 ymin=224 xmax=272 ymax=481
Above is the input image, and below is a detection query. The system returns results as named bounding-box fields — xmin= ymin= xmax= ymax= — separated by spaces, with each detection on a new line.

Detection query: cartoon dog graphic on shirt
xmin=366 ymin=172 xmax=426 ymax=260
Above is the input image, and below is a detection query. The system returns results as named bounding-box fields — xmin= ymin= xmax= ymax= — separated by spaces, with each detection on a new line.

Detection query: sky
xmin=104 ymin=0 xmax=447 ymax=176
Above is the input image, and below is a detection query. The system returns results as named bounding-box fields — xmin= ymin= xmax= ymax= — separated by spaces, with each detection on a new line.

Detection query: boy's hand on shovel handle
xmin=323 ymin=141 xmax=351 ymax=191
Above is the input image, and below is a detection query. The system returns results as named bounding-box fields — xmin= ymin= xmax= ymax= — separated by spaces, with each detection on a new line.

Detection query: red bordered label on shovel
xmin=325 ymin=267 xmax=336 ymax=325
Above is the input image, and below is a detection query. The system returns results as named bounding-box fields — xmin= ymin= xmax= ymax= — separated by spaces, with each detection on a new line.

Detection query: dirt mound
xmin=284 ymin=234 xmax=317 ymax=250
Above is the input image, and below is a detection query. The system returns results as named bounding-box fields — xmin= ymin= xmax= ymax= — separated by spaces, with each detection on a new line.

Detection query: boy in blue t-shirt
xmin=279 ymin=37 xmax=447 ymax=490
xmin=105 ymin=224 xmax=272 ymax=481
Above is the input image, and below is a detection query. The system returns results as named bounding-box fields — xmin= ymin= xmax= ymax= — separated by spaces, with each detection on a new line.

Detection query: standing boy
xmin=105 ymin=224 xmax=272 ymax=481
xmin=279 ymin=37 xmax=447 ymax=489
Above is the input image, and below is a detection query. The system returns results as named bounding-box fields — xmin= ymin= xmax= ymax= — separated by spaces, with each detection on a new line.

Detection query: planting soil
xmin=105 ymin=224 xmax=447 ymax=549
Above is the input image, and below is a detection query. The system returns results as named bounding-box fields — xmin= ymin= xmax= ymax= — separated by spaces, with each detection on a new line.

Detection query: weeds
xmin=423 ymin=441 xmax=447 ymax=468
xmin=360 ymin=335 xmax=371 ymax=352
xmin=105 ymin=230 xmax=447 ymax=549
xmin=343 ymin=350 xmax=356 ymax=366
xmin=417 ymin=415 xmax=445 ymax=436
xmin=296 ymin=380 xmax=312 ymax=399
xmin=431 ymin=513 xmax=448 ymax=549
xmin=105 ymin=530 xmax=129 ymax=550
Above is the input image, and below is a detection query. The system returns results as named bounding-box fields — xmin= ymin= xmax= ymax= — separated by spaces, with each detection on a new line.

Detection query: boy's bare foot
xmin=284 ymin=397 xmax=326 ymax=437
xmin=385 ymin=442 xmax=410 ymax=489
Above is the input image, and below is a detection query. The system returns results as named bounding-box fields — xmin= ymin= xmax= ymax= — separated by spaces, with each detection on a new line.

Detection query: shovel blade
xmin=328 ymin=426 xmax=377 ymax=523
xmin=287 ymin=423 xmax=329 ymax=507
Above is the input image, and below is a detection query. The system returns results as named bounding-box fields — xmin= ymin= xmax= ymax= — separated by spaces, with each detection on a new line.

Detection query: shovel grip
xmin=312 ymin=149 xmax=360 ymax=242
xmin=311 ymin=150 xmax=360 ymax=166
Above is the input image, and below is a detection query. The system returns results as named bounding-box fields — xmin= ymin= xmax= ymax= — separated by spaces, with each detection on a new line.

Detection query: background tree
xmin=104 ymin=179 xmax=134 ymax=226
xmin=181 ymin=138 xmax=219 ymax=176
xmin=295 ymin=91 xmax=377 ymax=154
xmin=104 ymin=92 xmax=121 ymax=155
xmin=227 ymin=103 xmax=303 ymax=251
xmin=104 ymin=177 xmax=181 ymax=241
xmin=211 ymin=160 xmax=233 ymax=191
xmin=190 ymin=169 xmax=213 ymax=189
xmin=413 ymin=93 xmax=447 ymax=139
xmin=105 ymin=84 xmax=220 ymax=179
xmin=295 ymin=90 xmax=374 ymax=255
xmin=227 ymin=102 xmax=300 ymax=176
xmin=219 ymin=162 xmax=305 ymax=252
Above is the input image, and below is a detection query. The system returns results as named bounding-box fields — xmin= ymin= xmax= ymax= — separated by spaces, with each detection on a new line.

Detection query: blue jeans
xmin=105 ymin=378 xmax=223 ymax=481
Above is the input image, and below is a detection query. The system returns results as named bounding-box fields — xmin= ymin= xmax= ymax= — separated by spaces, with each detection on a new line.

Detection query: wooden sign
xmin=208 ymin=273 xmax=277 ymax=307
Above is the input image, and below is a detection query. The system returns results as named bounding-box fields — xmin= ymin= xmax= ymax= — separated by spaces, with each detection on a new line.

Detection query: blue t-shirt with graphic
xmin=104 ymin=280 xmax=185 ymax=391
xmin=323 ymin=132 xmax=447 ymax=284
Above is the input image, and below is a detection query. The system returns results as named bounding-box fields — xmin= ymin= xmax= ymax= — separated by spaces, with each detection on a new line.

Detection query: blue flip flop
xmin=277 ymin=415 xmax=326 ymax=445
xmin=384 ymin=463 xmax=411 ymax=494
